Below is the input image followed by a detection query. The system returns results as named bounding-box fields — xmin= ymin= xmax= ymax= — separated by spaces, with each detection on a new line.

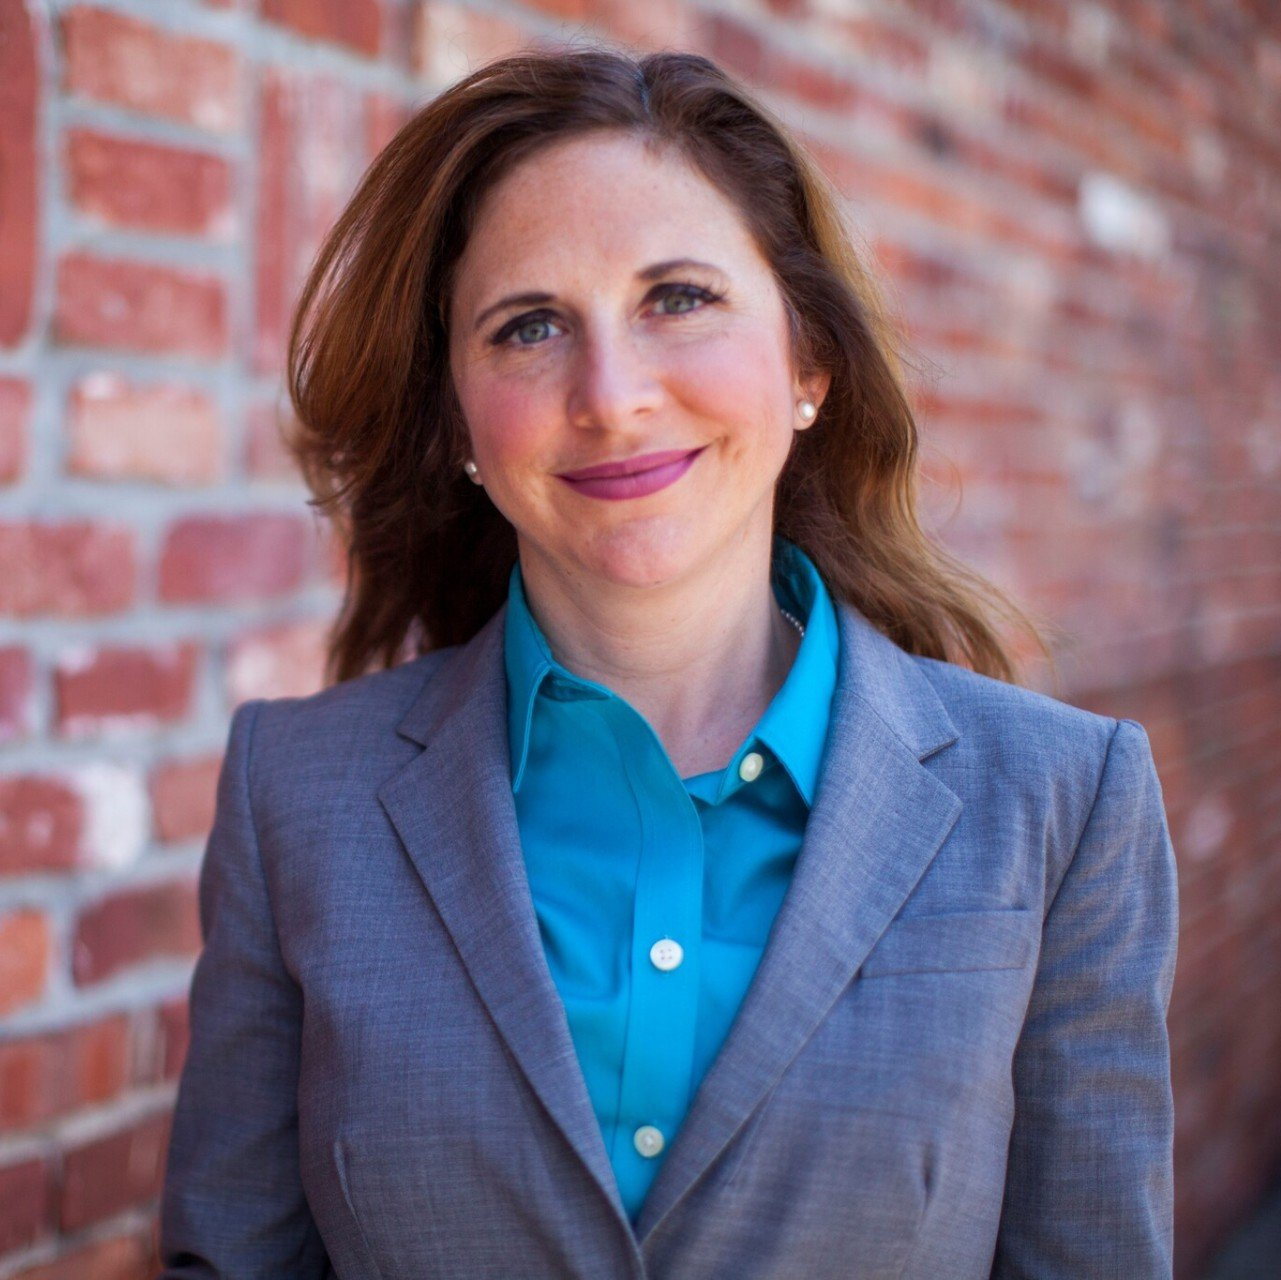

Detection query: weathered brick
xmin=364 ymin=90 xmax=409 ymax=161
xmin=67 ymin=373 xmax=225 ymax=486
xmin=158 ymin=513 xmax=309 ymax=604
xmin=518 ymin=0 xmax=588 ymax=17
xmin=54 ymin=642 xmax=200 ymax=737
xmin=14 ymin=1231 xmax=156 ymax=1280
xmin=54 ymin=253 xmax=228 ymax=360
xmin=157 ymin=996 xmax=191 ymax=1080
xmin=586 ymin=0 xmax=700 ymax=50
xmin=0 ymin=521 xmax=136 ymax=617
xmin=707 ymin=12 xmax=863 ymax=112
xmin=60 ymin=1109 xmax=172 ymax=1232
xmin=150 ymin=753 xmax=220 ymax=844
xmin=65 ymin=129 xmax=235 ymax=239
xmin=0 ymin=1014 xmax=131 ymax=1130
xmin=245 ymin=400 xmax=299 ymax=480
xmin=0 ymin=644 xmax=34 ymax=742
xmin=0 ymin=909 xmax=52 ymax=1015
xmin=0 ymin=1155 xmax=53 ymax=1254
xmin=72 ymin=880 xmax=200 ymax=985
xmin=253 ymin=68 xmax=368 ymax=374
xmin=412 ymin=2 xmax=532 ymax=85
xmin=0 ymin=774 xmax=83 ymax=875
xmin=0 ymin=0 xmax=39 ymax=348
xmin=227 ymin=618 xmax=328 ymax=701
xmin=61 ymin=6 xmax=241 ymax=134
xmin=261 ymin=0 xmax=384 ymax=56
xmin=0 ymin=376 xmax=31 ymax=483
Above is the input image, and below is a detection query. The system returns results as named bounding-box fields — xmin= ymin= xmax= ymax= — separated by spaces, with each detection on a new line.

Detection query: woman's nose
xmin=566 ymin=324 xmax=663 ymax=429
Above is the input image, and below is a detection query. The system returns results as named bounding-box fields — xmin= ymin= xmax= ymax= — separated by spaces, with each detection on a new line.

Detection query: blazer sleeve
xmin=159 ymin=699 xmax=330 ymax=1278
xmin=991 ymin=717 xmax=1179 ymax=1280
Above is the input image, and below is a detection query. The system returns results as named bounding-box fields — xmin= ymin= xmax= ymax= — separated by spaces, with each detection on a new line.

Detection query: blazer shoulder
xmin=912 ymin=652 xmax=1120 ymax=758
xmin=907 ymin=653 xmax=1137 ymax=826
xmin=906 ymin=657 xmax=1166 ymax=887
xmin=235 ymin=646 xmax=459 ymax=771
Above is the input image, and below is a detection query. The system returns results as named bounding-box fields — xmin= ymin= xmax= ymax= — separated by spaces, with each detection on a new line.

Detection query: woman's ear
xmin=796 ymin=369 xmax=832 ymax=426
xmin=806 ymin=369 xmax=832 ymax=411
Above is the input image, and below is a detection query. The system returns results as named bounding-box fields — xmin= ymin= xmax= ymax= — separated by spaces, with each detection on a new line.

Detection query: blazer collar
xmin=381 ymin=594 xmax=962 ymax=1245
xmin=397 ymin=592 xmax=959 ymax=760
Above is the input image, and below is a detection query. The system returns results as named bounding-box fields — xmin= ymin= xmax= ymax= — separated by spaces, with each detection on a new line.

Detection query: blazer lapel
xmin=634 ymin=601 xmax=964 ymax=1244
xmin=376 ymin=607 xmax=629 ymax=1226
xmin=376 ymin=595 xmax=964 ymax=1247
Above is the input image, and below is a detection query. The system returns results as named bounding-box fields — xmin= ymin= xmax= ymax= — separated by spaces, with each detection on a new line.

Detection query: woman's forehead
xmin=452 ymin=133 xmax=767 ymax=304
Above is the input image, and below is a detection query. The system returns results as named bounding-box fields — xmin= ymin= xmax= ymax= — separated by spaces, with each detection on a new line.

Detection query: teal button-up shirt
xmin=503 ymin=535 xmax=840 ymax=1223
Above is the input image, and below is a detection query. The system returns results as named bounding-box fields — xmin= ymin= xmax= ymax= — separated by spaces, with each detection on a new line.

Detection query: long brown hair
xmin=286 ymin=46 xmax=1050 ymax=686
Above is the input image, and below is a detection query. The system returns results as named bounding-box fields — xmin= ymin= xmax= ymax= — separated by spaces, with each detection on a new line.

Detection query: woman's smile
xmin=557 ymin=446 xmax=706 ymax=500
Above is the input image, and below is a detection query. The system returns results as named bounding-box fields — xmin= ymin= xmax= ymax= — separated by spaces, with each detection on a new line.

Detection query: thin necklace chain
xmin=779 ymin=606 xmax=806 ymax=639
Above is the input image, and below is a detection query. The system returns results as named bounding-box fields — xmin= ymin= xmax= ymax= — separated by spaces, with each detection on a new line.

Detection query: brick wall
xmin=0 ymin=2 xmax=1276 ymax=1276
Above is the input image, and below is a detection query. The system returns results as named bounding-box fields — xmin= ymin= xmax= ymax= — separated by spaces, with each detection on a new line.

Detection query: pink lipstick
xmin=557 ymin=447 xmax=704 ymax=500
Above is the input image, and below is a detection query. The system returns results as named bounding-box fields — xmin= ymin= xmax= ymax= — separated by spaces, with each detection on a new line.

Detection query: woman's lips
xmin=557 ymin=447 xmax=705 ymax=500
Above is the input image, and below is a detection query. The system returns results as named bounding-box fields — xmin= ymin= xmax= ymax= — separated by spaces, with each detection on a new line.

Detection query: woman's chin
xmin=564 ymin=523 xmax=712 ymax=593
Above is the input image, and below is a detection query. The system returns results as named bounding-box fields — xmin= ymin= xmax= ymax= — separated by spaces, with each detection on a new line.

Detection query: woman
xmin=160 ymin=48 xmax=1178 ymax=1279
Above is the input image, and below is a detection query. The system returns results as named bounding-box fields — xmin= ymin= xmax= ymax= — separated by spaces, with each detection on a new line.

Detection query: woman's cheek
xmin=668 ymin=329 xmax=791 ymax=427
xmin=468 ymin=377 xmax=559 ymax=466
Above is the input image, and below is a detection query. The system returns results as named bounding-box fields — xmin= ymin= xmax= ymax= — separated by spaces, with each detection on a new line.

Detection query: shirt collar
xmin=503 ymin=534 xmax=840 ymax=805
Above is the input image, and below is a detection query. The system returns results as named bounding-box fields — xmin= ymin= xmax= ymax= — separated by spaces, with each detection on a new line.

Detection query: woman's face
xmin=448 ymin=130 xmax=825 ymax=595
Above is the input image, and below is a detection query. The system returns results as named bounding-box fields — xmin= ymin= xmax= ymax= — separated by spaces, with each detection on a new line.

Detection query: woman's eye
xmin=493 ymin=312 xmax=561 ymax=347
xmin=653 ymin=284 xmax=720 ymax=315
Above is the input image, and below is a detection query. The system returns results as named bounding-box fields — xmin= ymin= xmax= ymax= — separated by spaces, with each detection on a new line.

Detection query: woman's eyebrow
xmin=636 ymin=257 xmax=724 ymax=281
xmin=472 ymin=291 xmax=554 ymax=333
xmin=471 ymin=259 xmax=726 ymax=333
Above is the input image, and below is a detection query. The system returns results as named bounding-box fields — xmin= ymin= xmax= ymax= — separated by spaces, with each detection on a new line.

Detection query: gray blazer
xmin=160 ymin=598 xmax=1178 ymax=1279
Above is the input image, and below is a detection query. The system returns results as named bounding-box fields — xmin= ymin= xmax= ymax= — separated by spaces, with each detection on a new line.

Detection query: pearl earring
xmin=463 ymin=459 xmax=482 ymax=484
xmin=797 ymin=400 xmax=817 ymax=424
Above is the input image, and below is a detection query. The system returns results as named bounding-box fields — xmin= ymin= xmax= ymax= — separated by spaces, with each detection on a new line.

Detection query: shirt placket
xmin=607 ymin=702 xmax=704 ymax=1201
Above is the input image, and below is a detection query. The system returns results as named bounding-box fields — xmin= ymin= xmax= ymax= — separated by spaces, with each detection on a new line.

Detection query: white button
xmin=649 ymin=938 xmax=684 ymax=971
xmin=634 ymin=1125 xmax=665 ymax=1158
xmin=738 ymin=751 xmax=764 ymax=782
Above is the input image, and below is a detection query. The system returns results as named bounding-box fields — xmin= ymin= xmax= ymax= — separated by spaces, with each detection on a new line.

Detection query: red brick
xmin=245 ymin=400 xmax=299 ymax=479
xmin=158 ymin=513 xmax=309 ymax=604
xmin=0 ymin=1155 xmax=53 ymax=1253
xmin=65 ymin=128 xmax=235 ymax=239
xmin=54 ymin=253 xmax=228 ymax=360
xmin=227 ymin=618 xmax=328 ymax=701
xmin=584 ymin=0 xmax=698 ymax=50
xmin=364 ymin=89 xmax=409 ymax=163
xmin=0 ymin=775 xmax=84 ymax=875
xmin=0 ymin=644 xmax=34 ymax=741
xmin=60 ymin=1110 xmax=172 ymax=1232
xmin=262 ymin=0 xmax=384 ymax=56
xmin=253 ymin=68 xmax=368 ymax=374
xmin=124 ymin=1000 xmax=177 ymax=1088
xmin=0 ymin=0 xmax=39 ymax=347
xmin=15 ymin=1231 xmax=156 ymax=1280
xmin=54 ymin=642 xmax=200 ymax=737
xmin=0 ymin=521 xmax=136 ymax=617
xmin=0 ymin=909 xmax=52 ymax=1015
xmin=707 ymin=13 xmax=863 ymax=112
xmin=157 ymin=996 xmax=190 ymax=1080
xmin=72 ymin=879 xmax=200 ymax=986
xmin=412 ymin=3 xmax=531 ymax=83
xmin=0 ymin=1014 xmax=131 ymax=1130
xmin=0 ymin=377 xmax=32 ymax=483
xmin=150 ymin=754 xmax=220 ymax=844
xmin=67 ymin=373 xmax=225 ymax=485
xmin=61 ymin=6 xmax=242 ymax=134
xmin=519 ymin=0 xmax=589 ymax=16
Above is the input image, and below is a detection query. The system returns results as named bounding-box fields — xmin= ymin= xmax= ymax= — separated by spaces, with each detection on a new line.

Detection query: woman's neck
xmin=517 ymin=530 xmax=800 ymax=777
